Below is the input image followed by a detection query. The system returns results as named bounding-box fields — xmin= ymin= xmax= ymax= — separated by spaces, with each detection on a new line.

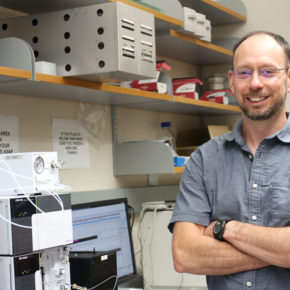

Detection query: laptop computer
xmin=71 ymin=197 xmax=143 ymax=289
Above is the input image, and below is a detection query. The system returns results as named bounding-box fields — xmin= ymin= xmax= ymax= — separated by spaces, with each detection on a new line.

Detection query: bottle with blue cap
xmin=161 ymin=121 xmax=176 ymax=149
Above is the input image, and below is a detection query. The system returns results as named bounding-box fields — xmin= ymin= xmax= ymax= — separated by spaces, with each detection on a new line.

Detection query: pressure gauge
xmin=34 ymin=156 xmax=45 ymax=174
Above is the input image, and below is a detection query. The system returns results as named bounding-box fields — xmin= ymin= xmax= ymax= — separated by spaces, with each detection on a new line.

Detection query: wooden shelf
xmin=0 ymin=66 xmax=171 ymax=106
xmin=0 ymin=66 xmax=241 ymax=116
xmin=156 ymin=29 xmax=232 ymax=65
xmin=127 ymin=95 xmax=240 ymax=116
xmin=174 ymin=167 xmax=184 ymax=174
xmin=179 ymin=0 xmax=246 ymax=25
xmin=0 ymin=66 xmax=32 ymax=81
xmin=172 ymin=95 xmax=240 ymax=114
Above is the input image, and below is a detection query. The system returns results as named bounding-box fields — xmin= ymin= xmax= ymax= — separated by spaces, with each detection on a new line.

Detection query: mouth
xmin=246 ymin=95 xmax=269 ymax=103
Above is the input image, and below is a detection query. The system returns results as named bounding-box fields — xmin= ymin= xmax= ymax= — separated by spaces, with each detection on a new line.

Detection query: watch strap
xmin=213 ymin=220 xmax=230 ymax=241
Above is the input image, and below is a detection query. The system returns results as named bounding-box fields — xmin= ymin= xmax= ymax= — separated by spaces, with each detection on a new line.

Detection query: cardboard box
xmin=201 ymin=89 xmax=234 ymax=104
xmin=176 ymin=125 xmax=232 ymax=156
xmin=130 ymin=60 xmax=172 ymax=94
xmin=131 ymin=80 xmax=167 ymax=94
xmin=173 ymin=77 xmax=203 ymax=99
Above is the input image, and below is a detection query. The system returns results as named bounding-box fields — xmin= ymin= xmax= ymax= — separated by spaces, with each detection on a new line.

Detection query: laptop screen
xmin=71 ymin=198 xmax=136 ymax=278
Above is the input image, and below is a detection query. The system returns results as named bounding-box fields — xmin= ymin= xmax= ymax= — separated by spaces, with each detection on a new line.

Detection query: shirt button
xmin=252 ymin=183 xmax=258 ymax=189
xmin=249 ymin=154 xmax=253 ymax=160
xmin=247 ymin=281 xmax=252 ymax=287
xmin=252 ymin=215 xmax=257 ymax=221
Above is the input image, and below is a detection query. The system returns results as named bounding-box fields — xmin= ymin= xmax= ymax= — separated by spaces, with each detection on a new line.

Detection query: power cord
xmin=65 ymin=274 xmax=118 ymax=290
xmin=128 ymin=204 xmax=135 ymax=231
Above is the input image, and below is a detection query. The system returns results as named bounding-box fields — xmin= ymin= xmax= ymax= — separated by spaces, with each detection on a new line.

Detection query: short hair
xmin=232 ymin=31 xmax=290 ymax=68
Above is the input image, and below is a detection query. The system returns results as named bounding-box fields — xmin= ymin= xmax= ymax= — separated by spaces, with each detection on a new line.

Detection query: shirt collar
xmin=275 ymin=114 xmax=290 ymax=143
xmin=224 ymin=118 xmax=245 ymax=146
xmin=224 ymin=114 xmax=290 ymax=144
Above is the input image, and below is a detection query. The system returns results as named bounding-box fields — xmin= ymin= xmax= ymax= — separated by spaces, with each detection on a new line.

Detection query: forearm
xmin=172 ymin=222 xmax=268 ymax=275
xmin=224 ymin=221 xmax=290 ymax=268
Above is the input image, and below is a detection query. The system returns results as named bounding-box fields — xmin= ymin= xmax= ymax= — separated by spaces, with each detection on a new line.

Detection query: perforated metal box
xmin=0 ymin=2 xmax=156 ymax=82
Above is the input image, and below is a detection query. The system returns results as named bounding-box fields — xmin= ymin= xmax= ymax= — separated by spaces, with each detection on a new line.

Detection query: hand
xmin=203 ymin=220 xmax=217 ymax=238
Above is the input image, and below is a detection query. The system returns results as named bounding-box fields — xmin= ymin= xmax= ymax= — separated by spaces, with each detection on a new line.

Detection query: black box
xmin=69 ymin=250 xmax=117 ymax=290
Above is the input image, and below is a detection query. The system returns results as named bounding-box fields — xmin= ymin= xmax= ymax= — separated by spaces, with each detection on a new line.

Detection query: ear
xmin=228 ymin=70 xmax=235 ymax=94
xmin=287 ymin=68 xmax=290 ymax=92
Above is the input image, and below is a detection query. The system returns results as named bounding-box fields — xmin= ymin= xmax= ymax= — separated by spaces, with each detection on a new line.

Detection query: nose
xmin=249 ymin=70 xmax=263 ymax=90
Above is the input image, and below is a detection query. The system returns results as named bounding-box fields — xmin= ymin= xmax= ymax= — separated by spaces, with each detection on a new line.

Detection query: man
xmin=168 ymin=31 xmax=290 ymax=289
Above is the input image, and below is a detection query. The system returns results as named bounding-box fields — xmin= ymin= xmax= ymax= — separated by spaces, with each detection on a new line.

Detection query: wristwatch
xmin=213 ymin=220 xmax=230 ymax=241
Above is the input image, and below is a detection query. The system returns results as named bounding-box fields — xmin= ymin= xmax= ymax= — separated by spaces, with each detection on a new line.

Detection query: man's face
xmin=228 ymin=34 xmax=290 ymax=121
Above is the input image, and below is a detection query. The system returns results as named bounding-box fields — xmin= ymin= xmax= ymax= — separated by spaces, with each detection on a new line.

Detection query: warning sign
xmin=0 ymin=115 xmax=19 ymax=154
xmin=52 ymin=119 xmax=90 ymax=169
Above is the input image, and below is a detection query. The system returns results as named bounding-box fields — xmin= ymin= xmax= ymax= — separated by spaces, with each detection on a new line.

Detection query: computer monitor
xmin=71 ymin=198 xmax=136 ymax=279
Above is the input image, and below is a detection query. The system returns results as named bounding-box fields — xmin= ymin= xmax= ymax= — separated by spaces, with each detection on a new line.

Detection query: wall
xmin=0 ymin=91 xmax=199 ymax=193
xmin=212 ymin=0 xmax=290 ymax=41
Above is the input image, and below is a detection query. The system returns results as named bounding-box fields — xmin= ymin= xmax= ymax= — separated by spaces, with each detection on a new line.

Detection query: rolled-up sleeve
xmin=168 ymin=148 xmax=212 ymax=232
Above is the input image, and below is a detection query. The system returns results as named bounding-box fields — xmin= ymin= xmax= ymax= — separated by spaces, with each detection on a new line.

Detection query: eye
xmin=235 ymin=69 xmax=251 ymax=79
xmin=260 ymin=67 xmax=277 ymax=77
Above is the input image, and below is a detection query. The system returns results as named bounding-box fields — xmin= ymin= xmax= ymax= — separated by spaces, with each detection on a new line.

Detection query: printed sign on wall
xmin=52 ymin=119 xmax=90 ymax=169
xmin=0 ymin=115 xmax=19 ymax=154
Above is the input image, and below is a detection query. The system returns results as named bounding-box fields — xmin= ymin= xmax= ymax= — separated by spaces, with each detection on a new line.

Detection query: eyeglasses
xmin=233 ymin=67 xmax=289 ymax=80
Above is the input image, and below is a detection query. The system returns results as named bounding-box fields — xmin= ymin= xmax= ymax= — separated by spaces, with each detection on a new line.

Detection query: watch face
xmin=213 ymin=222 xmax=222 ymax=235
xmin=34 ymin=156 xmax=45 ymax=174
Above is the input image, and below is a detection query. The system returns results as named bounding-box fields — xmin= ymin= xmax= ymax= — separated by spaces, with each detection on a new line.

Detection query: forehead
xmin=233 ymin=34 xmax=286 ymax=68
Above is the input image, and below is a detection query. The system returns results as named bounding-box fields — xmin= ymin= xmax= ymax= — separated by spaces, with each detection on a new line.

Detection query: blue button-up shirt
xmin=169 ymin=117 xmax=290 ymax=290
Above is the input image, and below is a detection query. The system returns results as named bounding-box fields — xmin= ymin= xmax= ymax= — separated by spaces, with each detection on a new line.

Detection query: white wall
xmin=0 ymin=92 xmax=199 ymax=192
xmin=213 ymin=0 xmax=290 ymax=41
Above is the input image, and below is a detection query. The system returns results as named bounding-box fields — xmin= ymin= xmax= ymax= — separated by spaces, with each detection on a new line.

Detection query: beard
xmin=238 ymin=92 xmax=287 ymax=121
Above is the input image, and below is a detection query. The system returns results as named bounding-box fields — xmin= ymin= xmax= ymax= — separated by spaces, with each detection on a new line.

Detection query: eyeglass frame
xmin=231 ymin=66 xmax=289 ymax=80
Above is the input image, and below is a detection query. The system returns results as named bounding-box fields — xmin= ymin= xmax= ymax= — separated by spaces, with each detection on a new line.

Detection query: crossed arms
xmin=172 ymin=220 xmax=290 ymax=275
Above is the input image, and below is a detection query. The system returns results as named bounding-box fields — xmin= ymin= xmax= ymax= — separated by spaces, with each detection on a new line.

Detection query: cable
xmin=87 ymin=275 xmax=118 ymax=290
xmin=137 ymin=207 xmax=151 ymax=289
xmin=46 ymin=190 xmax=64 ymax=211
xmin=137 ymin=207 xmax=152 ymax=289
xmin=0 ymin=212 xmax=33 ymax=229
xmin=0 ymin=191 xmax=64 ymax=230
xmin=65 ymin=275 xmax=118 ymax=290
xmin=38 ymin=179 xmax=72 ymax=193
xmin=0 ymin=160 xmax=45 ymax=214
xmin=178 ymin=273 xmax=184 ymax=290
xmin=148 ymin=206 xmax=160 ymax=287
xmin=128 ymin=204 xmax=135 ymax=231
xmin=0 ymin=158 xmax=68 ymax=212
xmin=0 ymin=159 xmax=67 ymax=228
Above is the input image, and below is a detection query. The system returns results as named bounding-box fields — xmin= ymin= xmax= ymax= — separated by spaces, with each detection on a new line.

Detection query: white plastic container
xmin=183 ymin=7 xmax=198 ymax=35
xmin=194 ymin=12 xmax=207 ymax=38
xmin=201 ymin=19 xmax=212 ymax=42
xmin=183 ymin=7 xmax=210 ymax=40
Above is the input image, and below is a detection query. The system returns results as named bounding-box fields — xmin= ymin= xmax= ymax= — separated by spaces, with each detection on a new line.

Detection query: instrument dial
xmin=34 ymin=156 xmax=45 ymax=174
